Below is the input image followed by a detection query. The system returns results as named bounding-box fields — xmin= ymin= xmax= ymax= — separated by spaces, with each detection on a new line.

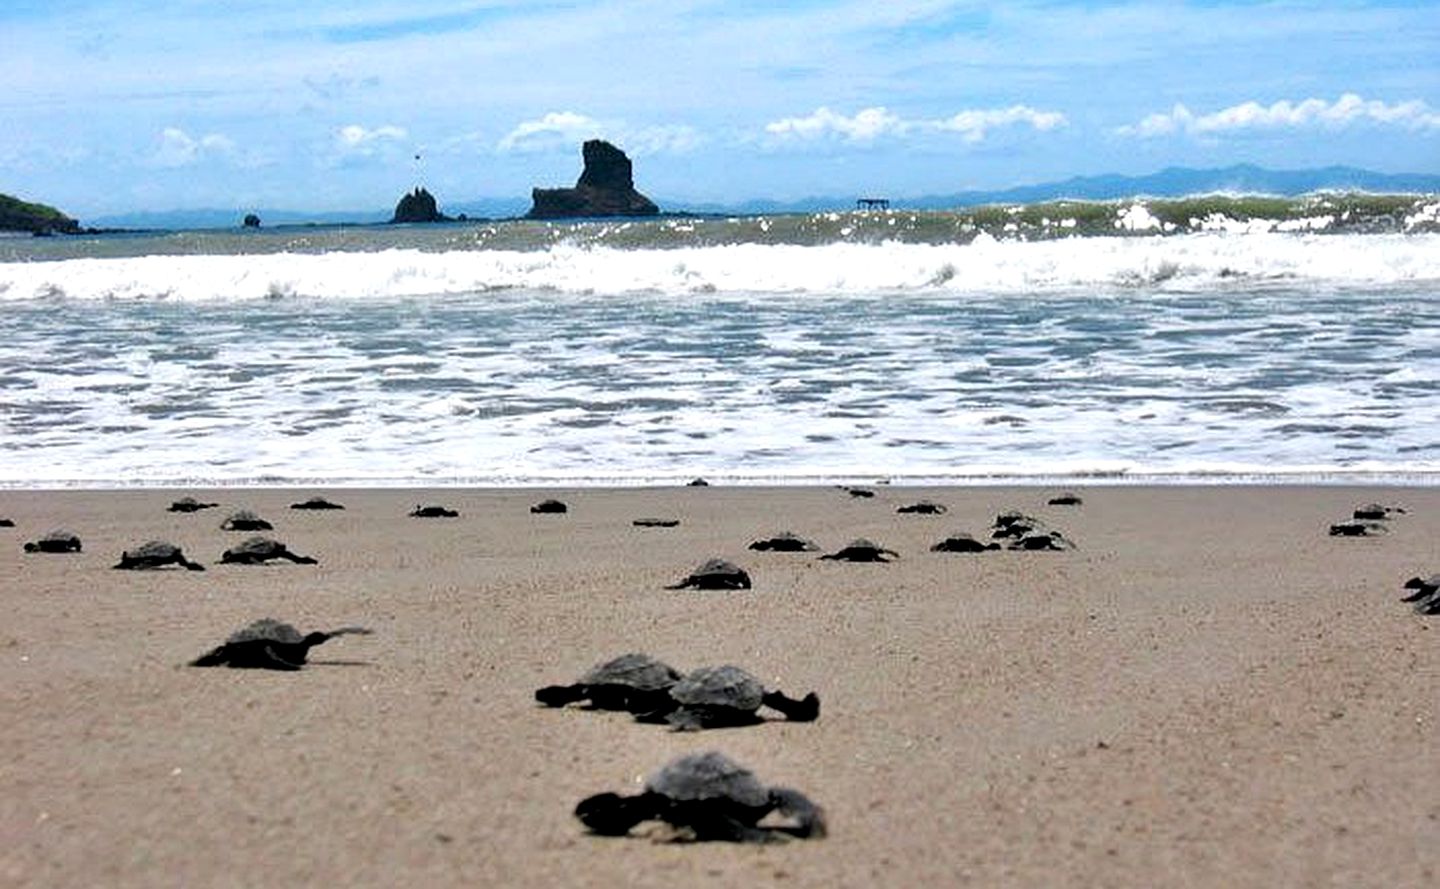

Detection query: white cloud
xmin=1120 ymin=94 xmax=1440 ymax=138
xmin=498 ymin=111 xmax=603 ymax=153
xmin=335 ymin=123 xmax=408 ymax=152
xmin=153 ymin=127 xmax=236 ymax=167
xmin=497 ymin=111 xmax=701 ymax=155
xmin=764 ymin=105 xmax=1067 ymax=144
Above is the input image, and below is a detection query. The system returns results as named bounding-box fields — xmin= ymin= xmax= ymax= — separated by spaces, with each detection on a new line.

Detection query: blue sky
xmin=2 ymin=1 xmax=1437 ymax=217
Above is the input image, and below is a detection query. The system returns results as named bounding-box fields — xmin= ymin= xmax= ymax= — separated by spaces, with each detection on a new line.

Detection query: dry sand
xmin=1 ymin=485 xmax=1437 ymax=887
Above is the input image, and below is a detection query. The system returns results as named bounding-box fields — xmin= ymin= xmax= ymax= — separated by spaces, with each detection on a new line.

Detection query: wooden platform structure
xmin=855 ymin=197 xmax=890 ymax=210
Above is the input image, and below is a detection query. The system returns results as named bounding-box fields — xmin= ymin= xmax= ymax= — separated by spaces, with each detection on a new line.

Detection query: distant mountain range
xmin=86 ymin=165 xmax=1440 ymax=230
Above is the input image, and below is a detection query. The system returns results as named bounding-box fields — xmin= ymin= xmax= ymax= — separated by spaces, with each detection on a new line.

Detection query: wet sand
xmin=2 ymin=485 xmax=1437 ymax=887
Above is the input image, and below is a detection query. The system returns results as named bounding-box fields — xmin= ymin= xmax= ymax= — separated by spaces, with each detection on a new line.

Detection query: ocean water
xmin=1 ymin=199 xmax=1438 ymax=487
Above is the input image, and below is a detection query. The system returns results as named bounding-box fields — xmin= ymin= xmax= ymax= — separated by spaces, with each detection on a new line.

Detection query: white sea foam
xmin=2 ymin=233 xmax=1437 ymax=303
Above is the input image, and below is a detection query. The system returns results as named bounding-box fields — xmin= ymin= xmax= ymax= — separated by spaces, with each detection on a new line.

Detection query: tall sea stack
xmin=391 ymin=187 xmax=447 ymax=223
xmin=527 ymin=140 xmax=658 ymax=219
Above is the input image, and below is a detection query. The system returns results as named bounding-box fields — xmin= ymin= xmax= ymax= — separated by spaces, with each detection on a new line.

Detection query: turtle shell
xmin=669 ymin=665 xmax=765 ymax=711
xmin=123 ymin=540 xmax=183 ymax=560
xmin=580 ymin=653 xmax=682 ymax=692
xmin=225 ymin=618 xmax=305 ymax=645
xmin=168 ymin=496 xmax=217 ymax=512
xmin=221 ymin=509 xmax=273 ymax=531
xmin=749 ymin=531 xmax=818 ymax=552
xmin=897 ymin=501 xmax=947 ymax=515
xmin=677 ymin=558 xmax=752 ymax=589
xmin=931 ymin=533 xmax=998 ymax=553
xmin=40 ymin=529 xmax=82 ymax=546
xmin=646 ymin=751 xmax=769 ymax=807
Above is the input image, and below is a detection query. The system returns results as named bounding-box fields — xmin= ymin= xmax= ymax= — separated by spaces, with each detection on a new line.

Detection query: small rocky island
xmin=527 ymin=140 xmax=658 ymax=219
xmin=391 ymin=187 xmax=449 ymax=223
xmin=1 ymin=193 xmax=81 ymax=235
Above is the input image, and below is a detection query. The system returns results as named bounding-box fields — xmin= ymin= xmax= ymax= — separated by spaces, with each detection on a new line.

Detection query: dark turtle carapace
xmin=748 ymin=531 xmax=818 ymax=552
xmin=1329 ymin=520 xmax=1387 ymax=537
xmin=843 ymin=486 xmax=875 ymax=499
xmin=23 ymin=529 xmax=81 ymax=553
xmin=1047 ymin=492 xmax=1084 ymax=506
xmin=643 ymin=665 xmax=819 ymax=730
xmin=667 ymin=558 xmax=753 ymax=590
xmin=575 ymin=751 xmax=826 ymax=843
xmin=1010 ymin=531 xmax=1076 ymax=551
xmin=819 ymin=538 xmax=897 ymax=562
xmin=290 ymin=496 xmax=345 ymax=510
xmin=409 ymin=504 xmax=459 ymax=518
xmin=536 ymin=653 xmax=683 ymax=713
xmin=991 ymin=511 xmax=1047 ymax=539
xmin=0 ymin=518 xmax=14 ymax=528
xmin=531 ymin=499 xmax=568 ymax=514
xmin=687 ymin=478 xmax=710 ymax=487
xmin=633 ymin=517 xmax=680 ymax=528
xmin=1354 ymin=503 xmax=1405 ymax=521
xmin=167 ymin=496 xmax=219 ymax=513
xmin=896 ymin=501 xmax=947 ymax=515
xmin=930 ymin=533 xmax=1000 ymax=553
xmin=114 ymin=540 xmax=205 ymax=571
xmin=220 ymin=536 xmax=318 ymax=565
xmin=190 ymin=618 xmax=372 ymax=670
xmin=220 ymin=509 xmax=273 ymax=532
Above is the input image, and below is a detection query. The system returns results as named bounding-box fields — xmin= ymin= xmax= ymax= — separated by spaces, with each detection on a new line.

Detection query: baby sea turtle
xmin=645 ymin=665 xmax=820 ymax=730
xmin=748 ymin=531 xmax=818 ymax=552
xmin=575 ymin=751 xmax=825 ymax=842
xmin=221 ymin=509 xmax=273 ymax=531
xmin=1402 ymin=574 xmax=1440 ymax=615
xmin=930 ymin=533 xmax=1000 ymax=553
xmin=535 ymin=653 xmax=683 ymax=713
xmin=410 ymin=504 xmax=459 ymax=518
xmin=819 ymin=538 xmax=898 ymax=562
xmin=189 ymin=618 xmax=372 ymax=670
xmin=687 ymin=478 xmax=710 ymax=487
xmin=991 ymin=512 xmax=1047 ymax=539
xmin=633 ymin=517 xmax=680 ymax=528
xmin=1328 ymin=520 xmax=1387 ymax=537
xmin=23 ymin=529 xmax=82 ymax=553
xmin=113 ymin=540 xmax=205 ymax=571
xmin=290 ymin=496 xmax=345 ymax=510
xmin=1354 ymin=503 xmax=1405 ymax=521
xmin=0 ymin=518 xmax=15 ymax=527
xmin=667 ymin=558 xmax=752 ymax=590
xmin=1048 ymin=492 xmax=1084 ymax=506
xmin=1009 ymin=531 xmax=1076 ymax=551
xmin=220 ymin=536 xmax=318 ymax=565
xmin=167 ymin=496 xmax=219 ymax=513
xmin=843 ymin=486 xmax=875 ymax=499
xmin=531 ymin=499 xmax=568 ymax=514
xmin=897 ymin=501 xmax=947 ymax=515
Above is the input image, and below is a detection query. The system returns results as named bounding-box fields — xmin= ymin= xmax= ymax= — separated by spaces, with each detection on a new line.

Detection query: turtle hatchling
xmin=1329 ymin=520 xmax=1387 ymax=537
xmin=930 ymin=533 xmax=1000 ymax=553
xmin=667 ymin=558 xmax=752 ymax=590
xmin=633 ymin=517 xmax=680 ymax=528
xmin=819 ymin=538 xmax=898 ymax=562
xmin=220 ymin=536 xmax=318 ymax=565
xmin=1048 ymin=492 xmax=1084 ymax=506
xmin=530 ymin=499 xmax=568 ymax=514
xmin=1009 ymin=531 xmax=1076 ymax=551
xmin=221 ymin=509 xmax=273 ymax=531
xmin=290 ymin=496 xmax=345 ymax=510
xmin=168 ymin=496 xmax=218 ymax=513
xmin=991 ymin=511 xmax=1047 ymax=539
xmin=410 ymin=504 xmax=459 ymax=518
xmin=748 ymin=531 xmax=818 ymax=552
xmin=1402 ymin=574 xmax=1440 ymax=615
xmin=1353 ymin=503 xmax=1405 ymax=521
xmin=114 ymin=540 xmax=205 ymax=571
xmin=23 ymin=529 xmax=82 ymax=553
xmin=897 ymin=501 xmax=947 ymax=515
xmin=0 ymin=518 xmax=14 ymax=527
xmin=190 ymin=618 xmax=372 ymax=670
xmin=536 ymin=652 xmax=683 ymax=713
xmin=575 ymin=750 xmax=825 ymax=842
xmin=644 ymin=665 xmax=820 ymax=730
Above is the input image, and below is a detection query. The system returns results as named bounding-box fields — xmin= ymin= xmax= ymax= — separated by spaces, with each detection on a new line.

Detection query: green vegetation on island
xmin=0 ymin=193 xmax=80 ymax=235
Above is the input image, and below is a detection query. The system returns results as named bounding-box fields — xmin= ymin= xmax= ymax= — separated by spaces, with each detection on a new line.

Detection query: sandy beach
xmin=2 ymin=485 xmax=1437 ymax=887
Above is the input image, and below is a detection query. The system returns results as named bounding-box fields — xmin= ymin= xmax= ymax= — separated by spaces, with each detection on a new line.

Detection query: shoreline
xmin=4 ymin=484 xmax=1437 ymax=887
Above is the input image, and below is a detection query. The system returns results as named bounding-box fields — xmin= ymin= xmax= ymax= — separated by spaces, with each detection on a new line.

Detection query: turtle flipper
xmin=535 ymin=683 xmax=589 ymax=707
xmin=575 ymin=791 xmax=662 ymax=836
xmin=766 ymin=786 xmax=826 ymax=838
xmin=189 ymin=646 xmax=229 ymax=667
xmin=260 ymin=644 xmax=305 ymax=670
xmin=762 ymin=690 xmax=820 ymax=722
xmin=182 ymin=559 xmax=206 ymax=571
xmin=282 ymin=550 xmax=319 ymax=565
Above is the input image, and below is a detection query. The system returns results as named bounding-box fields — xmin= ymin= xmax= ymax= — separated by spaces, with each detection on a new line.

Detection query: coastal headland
xmin=3 ymin=484 xmax=1436 ymax=886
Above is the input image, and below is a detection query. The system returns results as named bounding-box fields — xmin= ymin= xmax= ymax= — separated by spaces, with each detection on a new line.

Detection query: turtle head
xmin=767 ymin=786 xmax=826 ymax=839
xmin=574 ymin=791 xmax=661 ymax=836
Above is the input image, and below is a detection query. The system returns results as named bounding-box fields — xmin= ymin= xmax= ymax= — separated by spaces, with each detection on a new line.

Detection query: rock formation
xmin=391 ymin=187 xmax=448 ymax=223
xmin=527 ymin=140 xmax=658 ymax=219
xmin=1 ymin=193 xmax=80 ymax=234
